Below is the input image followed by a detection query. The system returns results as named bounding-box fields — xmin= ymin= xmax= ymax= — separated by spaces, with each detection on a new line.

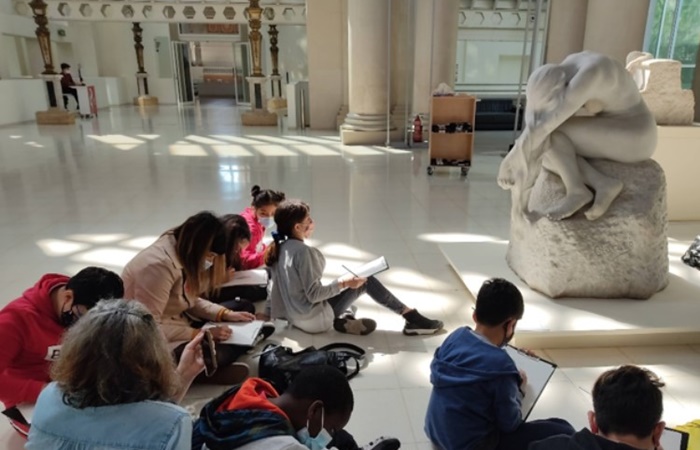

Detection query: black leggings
xmin=172 ymin=298 xmax=254 ymax=366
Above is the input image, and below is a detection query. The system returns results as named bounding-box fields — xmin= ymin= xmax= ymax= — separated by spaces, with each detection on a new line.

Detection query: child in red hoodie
xmin=0 ymin=267 xmax=123 ymax=408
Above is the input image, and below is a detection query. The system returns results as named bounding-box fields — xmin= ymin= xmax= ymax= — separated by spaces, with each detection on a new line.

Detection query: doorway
xmin=172 ymin=41 xmax=195 ymax=104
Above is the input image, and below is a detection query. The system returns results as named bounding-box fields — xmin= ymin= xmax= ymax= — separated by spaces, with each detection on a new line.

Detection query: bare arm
xmin=521 ymin=64 xmax=603 ymax=158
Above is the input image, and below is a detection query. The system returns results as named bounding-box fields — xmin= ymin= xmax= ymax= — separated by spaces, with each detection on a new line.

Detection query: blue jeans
xmin=327 ymin=276 xmax=406 ymax=316
xmin=494 ymin=418 xmax=575 ymax=450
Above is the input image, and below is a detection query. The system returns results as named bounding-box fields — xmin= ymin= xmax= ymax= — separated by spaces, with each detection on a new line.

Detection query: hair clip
xmin=271 ymin=231 xmax=288 ymax=244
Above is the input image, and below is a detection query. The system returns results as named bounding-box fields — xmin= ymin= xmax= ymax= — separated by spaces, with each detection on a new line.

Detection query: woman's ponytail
xmin=264 ymin=200 xmax=310 ymax=266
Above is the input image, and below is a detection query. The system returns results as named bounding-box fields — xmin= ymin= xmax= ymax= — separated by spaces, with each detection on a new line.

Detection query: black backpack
xmin=682 ymin=236 xmax=700 ymax=270
xmin=257 ymin=342 xmax=366 ymax=393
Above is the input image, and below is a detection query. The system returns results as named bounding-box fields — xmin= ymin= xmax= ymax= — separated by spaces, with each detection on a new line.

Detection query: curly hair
xmin=51 ymin=300 xmax=180 ymax=408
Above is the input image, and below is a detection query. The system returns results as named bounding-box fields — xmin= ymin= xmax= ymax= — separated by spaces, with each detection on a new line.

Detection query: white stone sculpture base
xmin=440 ymin=240 xmax=700 ymax=348
xmin=652 ymin=124 xmax=700 ymax=220
xmin=509 ymin=159 xmax=669 ymax=299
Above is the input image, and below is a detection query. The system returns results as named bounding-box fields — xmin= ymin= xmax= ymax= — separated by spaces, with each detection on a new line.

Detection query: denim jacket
xmin=26 ymin=382 xmax=192 ymax=450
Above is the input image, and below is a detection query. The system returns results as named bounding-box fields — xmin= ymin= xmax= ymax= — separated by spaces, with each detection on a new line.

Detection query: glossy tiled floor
xmin=1 ymin=103 xmax=699 ymax=449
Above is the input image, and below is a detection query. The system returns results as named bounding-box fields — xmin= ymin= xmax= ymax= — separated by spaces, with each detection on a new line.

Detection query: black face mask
xmin=59 ymin=308 xmax=79 ymax=328
xmin=501 ymin=322 xmax=514 ymax=347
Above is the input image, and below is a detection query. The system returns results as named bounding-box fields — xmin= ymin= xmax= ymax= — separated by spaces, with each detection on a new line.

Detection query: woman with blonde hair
xmin=122 ymin=211 xmax=257 ymax=384
xmin=27 ymin=299 xmax=204 ymax=449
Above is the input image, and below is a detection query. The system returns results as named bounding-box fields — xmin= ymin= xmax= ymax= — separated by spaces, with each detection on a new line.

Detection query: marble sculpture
xmin=497 ymin=51 xmax=668 ymax=299
xmin=498 ymin=51 xmax=658 ymax=221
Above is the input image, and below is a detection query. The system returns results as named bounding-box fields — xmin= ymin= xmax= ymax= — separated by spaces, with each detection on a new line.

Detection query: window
xmin=645 ymin=0 xmax=700 ymax=88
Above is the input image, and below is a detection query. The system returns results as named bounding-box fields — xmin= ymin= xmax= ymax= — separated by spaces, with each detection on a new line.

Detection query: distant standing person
xmin=240 ymin=185 xmax=286 ymax=269
xmin=60 ymin=63 xmax=80 ymax=110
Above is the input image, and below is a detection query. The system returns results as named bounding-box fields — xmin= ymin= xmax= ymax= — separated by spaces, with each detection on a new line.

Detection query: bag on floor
xmin=257 ymin=342 xmax=365 ymax=393
xmin=682 ymin=236 xmax=700 ymax=270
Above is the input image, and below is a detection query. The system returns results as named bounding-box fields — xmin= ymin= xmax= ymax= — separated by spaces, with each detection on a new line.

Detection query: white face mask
xmin=296 ymin=407 xmax=333 ymax=450
xmin=258 ymin=216 xmax=275 ymax=228
xmin=203 ymin=259 xmax=213 ymax=271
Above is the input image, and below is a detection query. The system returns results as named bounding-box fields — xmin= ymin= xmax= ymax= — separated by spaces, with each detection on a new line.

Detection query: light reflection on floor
xmin=0 ymin=103 xmax=699 ymax=449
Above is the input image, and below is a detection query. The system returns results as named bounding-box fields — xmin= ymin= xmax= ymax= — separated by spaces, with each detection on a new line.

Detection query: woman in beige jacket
xmin=122 ymin=211 xmax=256 ymax=384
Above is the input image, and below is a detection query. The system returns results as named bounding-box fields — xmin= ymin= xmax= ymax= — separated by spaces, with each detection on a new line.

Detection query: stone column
xmin=307 ymin=0 xmax=345 ymax=130
xmin=132 ymin=23 xmax=158 ymax=106
xmin=30 ymin=0 xmax=75 ymax=124
xmin=545 ymin=0 xmax=588 ymax=63
xmin=340 ymin=0 xmax=396 ymax=145
xmin=583 ymin=0 xmax=650 ymax=64
xmin=390 ymin=0 xmax=412 ymax=134
xmin=411 ymin=0 xmax=460 ymax=118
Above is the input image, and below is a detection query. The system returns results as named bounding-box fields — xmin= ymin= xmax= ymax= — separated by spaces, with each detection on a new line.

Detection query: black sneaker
xmin=333 ymin=317 xmax=377 ymax=335
xmin=402 ymin=309 xmax=444 ymax=336
xmin=360 ymin=436 xmax=401 ymax=450
xmin=252 ymin=322 xmax=275 ymax=347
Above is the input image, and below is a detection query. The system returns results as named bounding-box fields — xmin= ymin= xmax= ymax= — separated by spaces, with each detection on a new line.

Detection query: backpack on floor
xmin=257 ymin=342 xmax=366 ymax=393
xmin=682 ymin=236 xmax=700 ymax=270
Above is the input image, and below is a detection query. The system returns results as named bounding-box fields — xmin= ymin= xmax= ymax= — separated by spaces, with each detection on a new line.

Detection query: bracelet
xmin=216 ymin=308 xmax=230 ymax=322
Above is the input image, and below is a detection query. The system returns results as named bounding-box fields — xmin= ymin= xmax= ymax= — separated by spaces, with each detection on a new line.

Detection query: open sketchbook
xmin=220 ymin=269 xmax=268 ymax=287
xmin=505 ymin=345 xmax=557 ymax=420
xmin=203 ymin=321 xmax=264 ymax=347
xmin=661 ymin=428 xmax=690 ymax=450
xmin=344 ymin=256 xmax=390 ymax=278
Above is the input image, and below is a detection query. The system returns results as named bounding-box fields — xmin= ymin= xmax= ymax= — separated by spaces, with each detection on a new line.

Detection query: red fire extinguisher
xmin=413 ymin=115 xmax=423 ymax=143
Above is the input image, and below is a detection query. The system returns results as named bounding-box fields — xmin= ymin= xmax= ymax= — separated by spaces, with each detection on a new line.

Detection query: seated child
xmin=240 ymin=185 xmax=286 ymax=269
xmin=530 ymin=365 xmax=667 ymax=450
xmin=0 ymin=267 xmax=123 ymax=409
xmin=424 ymin=278 xmax=574 ymax=450
xmin=192 ymin=365 xmax=400 ymax=450
xmin=262 ymin=200 xmax=443 ymax=336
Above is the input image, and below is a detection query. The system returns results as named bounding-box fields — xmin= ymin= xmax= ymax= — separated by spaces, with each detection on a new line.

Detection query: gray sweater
xmin=267 ymin=239 xmax=342 ymax=333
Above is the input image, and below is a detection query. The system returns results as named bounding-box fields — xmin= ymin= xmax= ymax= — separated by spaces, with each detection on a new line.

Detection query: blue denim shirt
xmin=26 ymin=382 xmax=192 ymax=450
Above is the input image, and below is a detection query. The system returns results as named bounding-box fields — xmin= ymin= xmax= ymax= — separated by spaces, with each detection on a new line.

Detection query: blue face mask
xmin=296 ymin=407 xmax=333 ymax=450
xmin=258 ymin=216 xmax=275 ymax=229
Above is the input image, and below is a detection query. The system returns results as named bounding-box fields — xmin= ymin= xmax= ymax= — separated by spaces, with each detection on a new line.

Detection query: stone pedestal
xmin=508 ymin=159 xmax=669 ymax=299
xmin=241 ymin=76 xmax=277 ymax=126
xmin=133 ymin=73 xmax=158 ymax=106
xmin=270 ymin=75 xmax=283 ymax=98
xmin=36 ymin=75 xmax=75 ymax=125
xmin=36 ymin=107 xmax=76 ymax=125
xmin=134 ymin=96 xmax=159 ymax=107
